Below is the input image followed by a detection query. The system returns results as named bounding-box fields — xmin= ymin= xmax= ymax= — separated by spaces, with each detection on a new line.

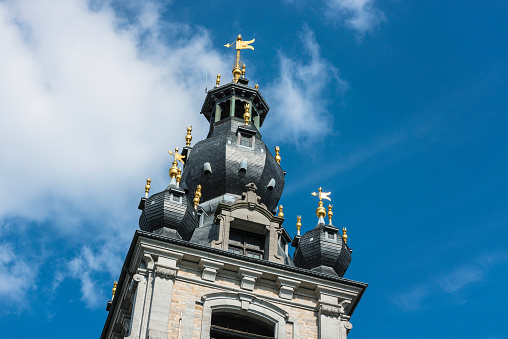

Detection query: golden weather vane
xmin=168 ymin=147 xmax=185 ymax=165
xmin=224 ymin=34 xmax=255 ymax=83
xmin=311 ymin=187 xmax=331 ymax=220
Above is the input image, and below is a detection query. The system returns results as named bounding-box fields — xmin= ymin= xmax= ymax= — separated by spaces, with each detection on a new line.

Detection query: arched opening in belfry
xmin=210 ymin=311 xmax=275 ymax=339
xmin=219 ymin=100 xmax=231 ymax=120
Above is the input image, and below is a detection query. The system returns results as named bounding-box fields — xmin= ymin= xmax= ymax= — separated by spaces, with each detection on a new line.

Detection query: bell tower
xmin=101 ymin=35 xmax=367 ymax=339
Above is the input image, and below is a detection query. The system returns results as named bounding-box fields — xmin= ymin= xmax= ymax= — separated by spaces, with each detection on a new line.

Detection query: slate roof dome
xmin=293 ymin=221 xmax=352 ymax=277
xmin=181 ymin=118 xmax=285 ymax=212
xmin=139 ymin=185 xmax=198 ymax=240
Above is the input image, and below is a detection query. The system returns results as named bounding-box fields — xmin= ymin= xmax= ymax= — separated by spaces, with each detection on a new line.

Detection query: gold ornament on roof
xmin=168 ymin=147 xmax=186 ymax=165
xmin=311 ymin=187 xmax=331 ymax=219
xmin=193 ymin=184 xmax=202 ymax=210
xmin=216 ymin=73 xmax=221 ymax=87
xmin=342 ymin=227 xmax=348 ymax=243
xmin=145 ymin=178 xmax=151 ymax=198
xmin=296 ymin=215 xmax=302 ymax=236
xmin=242 ymin=65 xmax=246 ymax=77
xmin=224 ymin=34 xmax=255 ymax=83
xmin=185 ymin=126 xmax=192 ymax=147
xmin=255 ymin=84 xmax=259 ymax=89
xmin=275 ymin=146 xmax=281 ymax=164
xmin=328 ymin=204 xmax=333 ymax=224
xmin=244 ymin=103 xmax=250 ymax=125
xmin=278 ymin=205 xmax=284 ymax=218
xmin=112 ymin=281 xmax=117 ymax=300
xmin=176 ymin=168 xmax=182 ymax=186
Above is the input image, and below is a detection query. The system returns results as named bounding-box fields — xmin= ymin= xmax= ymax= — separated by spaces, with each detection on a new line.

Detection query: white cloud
xmin=0 ymin=0 xmax=228 ymax=306
xmin=265 ymin=27 xmax=348 ymax=145
xmin=0 ymin=242 xmax=37 ymax=307
xmin=325 ymin=0 xmax=385 ymax=34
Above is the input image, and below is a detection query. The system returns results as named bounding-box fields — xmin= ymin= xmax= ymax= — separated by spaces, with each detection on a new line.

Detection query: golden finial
xmin=216 ymin=73 xmax=221 ymax=87
xmin=342 ymin=227 xmax=348 ymax=243
xmin=328 ymin=204 xmax=333 ymax=224
xmin=274 ymin=146 xmax=281 ymax=164
xmin=242 ymin=65 xmax=246 ymax=78
xmin=311 ymin=187 xmax=331 ymax=220
xmin=112 ymin=281 xmax=117 ymax=300
xmin=224 ymin=34 xmax=255 ymax=83
xmin=176 ymin=168 xmax=182 ymax=186
xmin=296 ymin=215 xmax=301 ymax=236
xmin=255 ymin=84 xmax=259 ymax=90
xmin=145 ymin=178 xmax=151 ymax=198
xmin=193 ymin=184 xmax=202 ymax=209
xmin=185 ymin=126 xmax=192 ymax=147
xmin=278 ymin=205 xmax=284 ymax=218
xmin=244 ymin=103 xmax=250 ymax=125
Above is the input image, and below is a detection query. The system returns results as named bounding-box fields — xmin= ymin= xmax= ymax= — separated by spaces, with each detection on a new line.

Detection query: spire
xmin=244 ymin=103 xmax=250 ymax=125
xmin=328 ymin=204 xmax=333 ymax=225
xmin=224 ymin=34 xmax=255 ymax=83
xmin=144 ymin=178 xmax=151 ymax=198
xmin=216 ymin=73 xmax=221 ymax=87
xmin=342 ymin=227 xmax=348 ymax=243
xmin=193 ymin=184 xmax=202 ymax=209
xmin=296 ymin=215 xmax=301 ymax=236
xmin=111 ymin=281 xmax=117 ymax=300
xmin=274 ymin=146 xmax=281 ymax=164
xmin=185 ymin=126 xmax=192 ymax=147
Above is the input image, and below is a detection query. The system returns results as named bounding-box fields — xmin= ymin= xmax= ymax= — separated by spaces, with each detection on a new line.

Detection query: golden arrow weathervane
xmin=224 ymin=34 xmax=255 ymax=83
xmin=311 ymin=187 xmax=331 ymax=201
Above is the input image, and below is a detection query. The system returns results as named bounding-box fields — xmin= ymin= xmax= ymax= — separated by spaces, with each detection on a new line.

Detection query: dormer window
xmin=239 ymin=134 xmax=252 ymax=147
xmin=228 ymin=228 xmax=264 ymax=259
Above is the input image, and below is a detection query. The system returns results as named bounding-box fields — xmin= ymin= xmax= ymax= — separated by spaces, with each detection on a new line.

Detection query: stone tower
xmin=101 ymin=36 xmax=367 ymax=339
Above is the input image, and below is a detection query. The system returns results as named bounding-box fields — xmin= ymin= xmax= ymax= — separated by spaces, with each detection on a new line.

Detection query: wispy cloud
xmin=266 ymin=26 xmax=348 ymax=145
xmin=325 ymin=0 xmax=385 ymax=34
xmin=0 ymin=0 xmax=228 ymax=308
xmin=393 ymin=251 xmax=508 ymax=311
xmin=0 ymin=242 xmax=37 ymax=309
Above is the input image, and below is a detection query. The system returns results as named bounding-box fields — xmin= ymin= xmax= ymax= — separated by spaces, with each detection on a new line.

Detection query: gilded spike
xmin=112 ymin=281 xmax=117 ymax=300
xmin=185 ymin=126 xmax=192 ymax=147
xmin=242 ymin=65 xmax=246 ymax=78
xmin=193 ymin=184 xmax=202 ymax=210
xmin=255 ymin=84 xmax=259 ymax=90
xmin=176 ymin=168 xmax=182 ymax=186
xmin=244 ymin=103 xmax=250 ymax=125
xmin=342 ymin=227 xmax=348 ymax=243
xmin=296 ymin=215 xmax=302 ymax=236
xmin=144 ymin=178 xmax=151 ymax=198
xmin=278 ymin=205 xmax=284 ymax=218
xmin=216 ymin=73 xmax=221 ymax=87
xmin=328 ymin=204 xmax=333 ymax=225
xmin=275 ymin=146 xmax=281 ymax=164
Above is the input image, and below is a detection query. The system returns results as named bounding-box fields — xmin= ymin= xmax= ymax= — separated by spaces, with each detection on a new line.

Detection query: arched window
xmin=200 ymin=292 xmax=288 ymax=339
xmin=211 ymin=311 xmax=275 ymax=338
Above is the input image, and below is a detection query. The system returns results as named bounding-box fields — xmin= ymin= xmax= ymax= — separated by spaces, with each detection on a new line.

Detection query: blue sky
xmin=0 ymin=0 xmax=507 ymax=338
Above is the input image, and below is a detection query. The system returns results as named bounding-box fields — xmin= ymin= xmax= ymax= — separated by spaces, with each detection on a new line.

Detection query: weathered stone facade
xmin=102 ymin=232 xmax=365 ymax=339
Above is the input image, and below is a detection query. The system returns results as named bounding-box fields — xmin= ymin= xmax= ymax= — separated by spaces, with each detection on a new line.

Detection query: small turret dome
xmin=293 ymin=222 xmax=352 ymax=277
xmin=139 ymin=185 xmax=198 ymax=240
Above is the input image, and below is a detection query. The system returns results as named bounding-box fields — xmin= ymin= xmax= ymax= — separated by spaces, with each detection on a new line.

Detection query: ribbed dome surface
xmin=181 ymin=119 xmax=284 ymax=212
xmin=293 ymin=223 xmax=352 ymax=277
xmin=139 ymin=186 xmax=198 ymax=240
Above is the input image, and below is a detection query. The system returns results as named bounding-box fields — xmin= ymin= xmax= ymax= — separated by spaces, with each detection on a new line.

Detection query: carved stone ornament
xmin=342 ymin=321 xmax=353 ymax=330
xmin=319 ymin=304 xmax=340 ymax=317
xmin=155 ymin=266 xmax=177 ymax=279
